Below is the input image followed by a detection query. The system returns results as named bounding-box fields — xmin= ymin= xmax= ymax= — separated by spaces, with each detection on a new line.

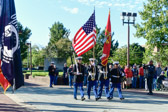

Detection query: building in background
xmin=44 ymin=58 xmax=66 ymax=71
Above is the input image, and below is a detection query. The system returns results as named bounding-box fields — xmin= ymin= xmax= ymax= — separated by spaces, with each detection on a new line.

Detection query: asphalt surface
xmin=1 ymin=78 xmax=167 ymax=112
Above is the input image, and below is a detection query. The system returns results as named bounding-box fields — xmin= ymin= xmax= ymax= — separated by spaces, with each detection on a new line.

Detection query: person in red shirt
xmin=139 ymin=65 xmax=144 ymax=88
xmin=124 ymin=65 xmax=133 ymax=89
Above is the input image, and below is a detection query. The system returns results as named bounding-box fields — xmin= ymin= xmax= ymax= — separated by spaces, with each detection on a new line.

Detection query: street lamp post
xmin=26 ymin=42 xmax=32 ymax=75
xmin=121 ymin=12 xmax=137 ymax=66
xmin=70 ymin=46 xmax=74 ymax=65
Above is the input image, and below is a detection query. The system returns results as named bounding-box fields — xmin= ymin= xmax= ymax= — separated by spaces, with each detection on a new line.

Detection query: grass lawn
xmin=24 ymin=70 xmax=63 ymax=77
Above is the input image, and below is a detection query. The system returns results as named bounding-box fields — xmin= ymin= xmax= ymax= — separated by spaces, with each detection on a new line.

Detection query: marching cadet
xmin=87 ymin=58 xmax=99 ymax=101
xmin=73 ymin=57 xmax=85 ymax=101
xmin=108 ymin=61 xmax=125 ymax=100
xmin=97 ymin=64 xmax=110 ymax=100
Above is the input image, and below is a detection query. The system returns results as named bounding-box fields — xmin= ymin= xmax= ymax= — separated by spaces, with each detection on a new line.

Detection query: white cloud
xmin=63 ymin=7 xmax=79 ymax=14
xmin=129 ymin=5 xmax=136 ymax=9
xmin=78 ymin=0 xmax=96 ymax=6
xmin=78 ymin=0 xmax=90 ymax=5
xmin=94 ymin=1 xmax=108 ymax=7
xmin=114 ymin=3 xmax=128 ymax=7
xmin=108 ymin=3 xmax=113 ymax=7
xmin=77 ymin=0 xmax=144 ymax=11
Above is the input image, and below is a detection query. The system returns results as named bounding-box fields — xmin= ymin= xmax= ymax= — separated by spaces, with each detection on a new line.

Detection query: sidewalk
xmin=0 ymin=92 xmax=32 ymax=112
xmin=4 ymin=78 xmax=168 ymax=112
xmin=123 ymin=89 xmax=168 ymax=98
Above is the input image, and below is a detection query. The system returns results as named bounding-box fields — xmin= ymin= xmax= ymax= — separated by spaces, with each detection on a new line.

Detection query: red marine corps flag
xmin=101 ymin=11 xmax=111 ymax=66
xmin=73 ymin=10 xmax=96 ymax=56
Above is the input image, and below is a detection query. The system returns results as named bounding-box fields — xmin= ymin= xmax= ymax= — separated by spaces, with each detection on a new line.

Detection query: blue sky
xmin=15 ymin=0 xmax=147 ymax=47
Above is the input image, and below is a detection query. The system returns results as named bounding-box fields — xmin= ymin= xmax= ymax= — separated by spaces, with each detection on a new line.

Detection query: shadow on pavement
xmin=0 ymin=103 xmax=31 ymax=112
xmin=24 ymin=101 xmax=140 ymax=111
xmin=24 ymin=82 xmax=42 ymax=87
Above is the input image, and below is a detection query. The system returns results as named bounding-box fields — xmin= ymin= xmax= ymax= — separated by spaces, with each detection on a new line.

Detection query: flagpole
xmin=93 ymin=7 xmax=95 ymax=59
xmin=12 ymin=78 xmax=15 ymax=93
xmin=93 ymin=43 xmax=95 ymax=59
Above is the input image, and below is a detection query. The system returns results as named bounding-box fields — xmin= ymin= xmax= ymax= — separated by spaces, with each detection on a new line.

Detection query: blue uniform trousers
xmin=54 ymin=75 xmax=58 ymax=85
xmin=69 ymin=75 xmax=74 ymax=87
xmin=98 ymin=80 xmax=110 ymax=98
xmin=49 ymin=75 xmax=54 ymax=87
xmin=139 ymin=76 xmax=144 ymax=88
xmin=84 ymin=75 xmax=87 ymax=86
xmin=109 ymin=83 xmax=123 ymax=98
xmin=132 ymin=77 xmax=137 ymax=88
xmin=73 ymin=82 xmax=84 ymax=99
xmin=87 ymin=81 xmax=98 ymax=99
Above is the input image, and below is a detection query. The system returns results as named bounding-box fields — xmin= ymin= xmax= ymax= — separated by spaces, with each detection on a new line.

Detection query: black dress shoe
xmin=95 ymin=98 xmax=99 ymax=101
xmin=120 ymin=97 xmax=125 ymax=100
xmin=81 ymin=97 xmax=85 ymax=101
xmin=74 ymin=98 xmax=77 ymax=100
xmin=147 ymin=93 xmax=153 ymax=95
xmin=97 ymin=97 xmax=101 ymax=99
xmin=107 ymin=97 xmax=113 ymax=101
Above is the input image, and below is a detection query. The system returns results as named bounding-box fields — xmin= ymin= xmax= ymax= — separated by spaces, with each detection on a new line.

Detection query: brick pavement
xmin=0 ymin=92 xmax=32 ymax=112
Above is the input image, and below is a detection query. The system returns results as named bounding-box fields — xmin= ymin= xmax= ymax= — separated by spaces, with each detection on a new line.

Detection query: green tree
xmin=112 ymin=43 xmax=145 ymax=66
xmin=130 ymin=43 xmax=145 ymax=65
xmin=46 ymin=22 xmax=71 ymax=58
xmin=55 ymin=38 xmax=72 ymax=59
xmin=31 ymin=45 xmax=46 ymax=67
xmin=143 ymin=46 xmax=168 ymax=67
xmin=135 ymin=0 xmax=168 ymax=66
xmin=135 ymin=0 xmax=168 ymax=61
xmin=18 ymin=22 xmax=32 ymax=61
xmin=111 ymin=46 xmax=127 ymax=66
xmin=49 ymin=22 xmax=70 ymax=42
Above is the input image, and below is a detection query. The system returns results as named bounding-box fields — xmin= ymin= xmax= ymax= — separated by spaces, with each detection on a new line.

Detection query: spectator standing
xmin=119 ymin=65 xmax=125 ymax=89
xmin=63 ymin=63 xmax=69 ymax=85
xmin=144 ymin=64 xmax=148 ymax=91
xmin=147 ymin=60 xmax=156 ymax=95
xmin=156 ymin=63 xmax=162 ymax=78
xmin=153 ymin=63 xmax=161 ymax=90
xmin=54 ymin=65 xmax=59 ymax=85
xmin=124 ymin=65 xmax=133 ymax=89
xmin=153 ymin=70 xmax=157 ymax=90
xmin=68 ymin=65 xmax=74 ymax=88
xmin=48 ymin=62 xmax=55 ymax=88
xmin=139 ymin=65 xmax=144 ymax=88
xmin=132 ymin=65 xmax=138 ymax=88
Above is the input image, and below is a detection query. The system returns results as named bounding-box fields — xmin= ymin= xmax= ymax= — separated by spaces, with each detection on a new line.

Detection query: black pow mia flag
xmin=0 ymin=0 xmax=24 ymax=91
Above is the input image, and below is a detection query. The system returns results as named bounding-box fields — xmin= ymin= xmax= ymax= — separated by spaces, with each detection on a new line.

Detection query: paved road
xmin=4 ymin=79 xmax=168 ymax=112
xmin=0 ymin=91 xmax=32 ymax=112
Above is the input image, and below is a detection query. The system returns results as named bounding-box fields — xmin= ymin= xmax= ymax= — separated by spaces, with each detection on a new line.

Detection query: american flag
xmin=73 ymin=11 xmax=96 ymax=56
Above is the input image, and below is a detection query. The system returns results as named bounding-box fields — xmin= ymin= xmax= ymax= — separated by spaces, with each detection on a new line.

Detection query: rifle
xmin=73 ymin=53 xmax=82 ymax=75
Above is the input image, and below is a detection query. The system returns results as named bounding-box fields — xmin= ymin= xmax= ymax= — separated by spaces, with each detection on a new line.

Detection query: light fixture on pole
xmin=26 ymin=42 xmax=32 ymax=75
xmin=121 ymin=12 xmax=137 ymax=66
